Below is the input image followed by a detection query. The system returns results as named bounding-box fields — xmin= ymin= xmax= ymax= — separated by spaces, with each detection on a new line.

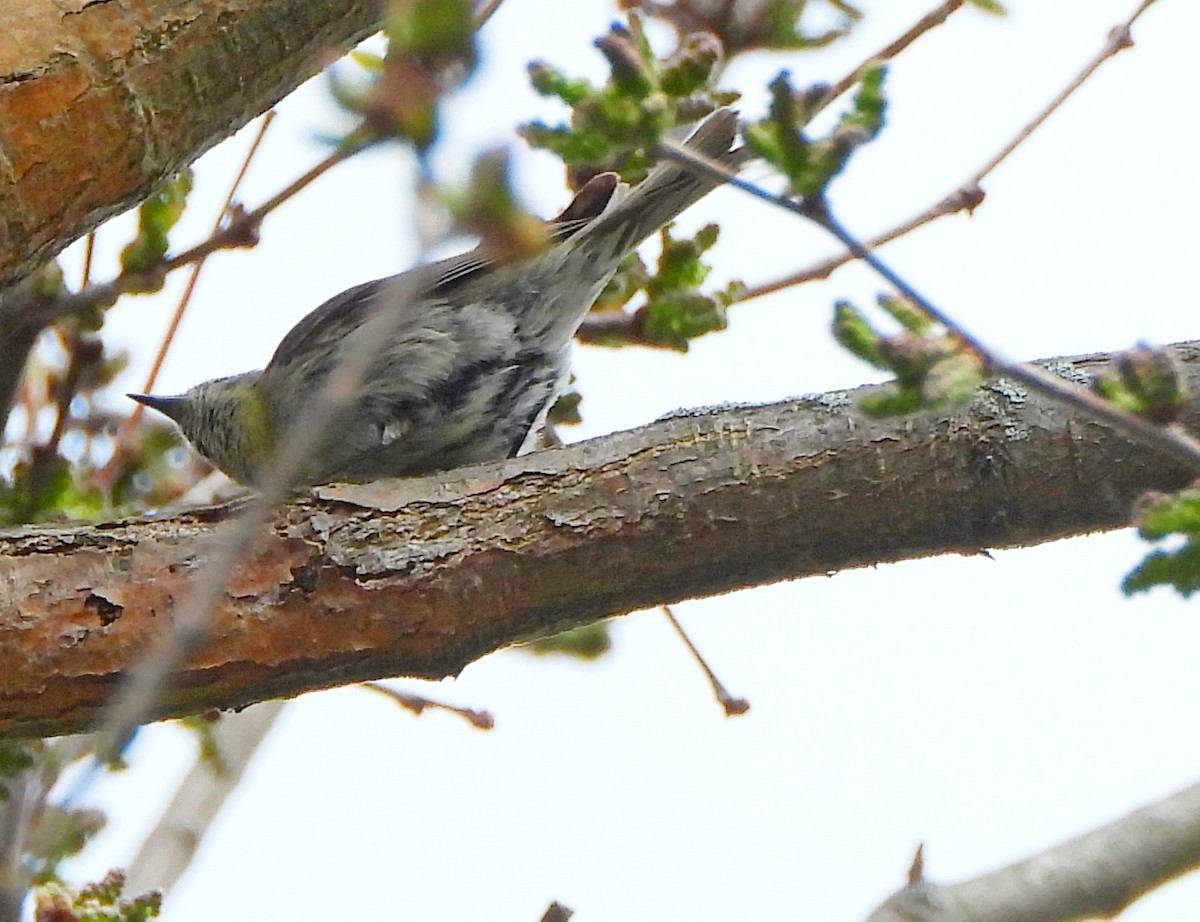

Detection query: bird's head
xmin=130 ymin=372 xmax=275 ymax=487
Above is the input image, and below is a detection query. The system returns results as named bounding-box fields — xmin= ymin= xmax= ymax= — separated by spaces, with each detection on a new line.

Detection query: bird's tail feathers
xmin=577 ymin=108 xmax=748 ymax=260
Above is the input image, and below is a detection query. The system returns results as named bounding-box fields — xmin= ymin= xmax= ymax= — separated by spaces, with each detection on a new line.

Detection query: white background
xmin=56 ymin=1 xmax=1200 ymax=920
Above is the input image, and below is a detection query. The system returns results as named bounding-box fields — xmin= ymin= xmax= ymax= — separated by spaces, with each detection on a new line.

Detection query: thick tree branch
xmin=0 ymin=0 xmax=384 ymax=290
xmin=2 ymin=343 xmax=1199 ymax=739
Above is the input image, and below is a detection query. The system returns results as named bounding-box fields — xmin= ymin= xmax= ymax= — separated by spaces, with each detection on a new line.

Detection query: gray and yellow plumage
xmin=132 ymin=110 xmax=746 ymax=487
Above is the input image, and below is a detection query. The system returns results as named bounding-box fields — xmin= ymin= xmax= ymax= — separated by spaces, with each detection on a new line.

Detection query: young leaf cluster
xmin=1095 ymin=344 xmax=1187 ymax=426
xmin=0 ymin=741 xmax=109 ymax=891
xmin=523 ymin=17 xmax=737 ymax=188
xmin=1125 ymin=490 xmax=1200 ymax=597
xmin=590 ymin=225 xmax=743 ymax=352
xmin=34 ymin=871 xmax=161 ymax=922
xmin=620 ymin=0 xmax=862 ymax=56
xmin=746 ymin=65 xmax=886 ymax=199
xmin=834 ymin=294 xmax=983 ymax=416
xmin=119 ymin=171 xmax=193 ymax=292
xmin=331 ymin=0 xmax=478 ymax=150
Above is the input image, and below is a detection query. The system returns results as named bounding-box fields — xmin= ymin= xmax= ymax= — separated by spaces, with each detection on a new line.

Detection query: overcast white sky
xmin=56 ymin=2 xmax=1200 ymax=920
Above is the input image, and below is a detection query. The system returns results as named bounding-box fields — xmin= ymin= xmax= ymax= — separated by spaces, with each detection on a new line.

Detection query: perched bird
xmin=132 ymin=109 xmax=746 ymax=488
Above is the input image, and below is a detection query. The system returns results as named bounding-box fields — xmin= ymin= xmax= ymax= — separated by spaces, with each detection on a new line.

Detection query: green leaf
xmin=30 ymin=261 xmax=65 ymax=299
xmin=748 ymin=66 xmax=887 ymax=199
xmin=26 ymin=806 xmax=106 ymax=884
xmin=528 ymin=62 xmax=593 ymax=106
xmin=832 ymin=301 xmax=886 ymax=369
xmin=1095 ymin=345 xmax=1187 ymax=425
xmin=748 ymin=71 xmax=814 ymax=189
xmin=921 ymin=350 xmax=984 ymax=408
xmin=659 ymin=34 xmax=722 ymax=97
xmin=1134 ymin=489 xmax=1200 ymax=540
xmin=178 ymin=715 xmax=230 ymax=773
xmin=0 ymin=741 xmax=36 ymax=795
xmin=633 ymin=224 xmax=732 ymax=350
xmin=593 ymin=253 xmax=651 ymax=314
xmin=525 ymin=622 xmax=612 ymax=659
xmin=349 ymin=49 xmax=384 ymax=71
xmin=1122 ymin=490 xmax=1200 ymax=597
xmin=520 ymin=20 xmax=731 ymax=179
xmin=547 ymin=388 xmax=583 ymax=426
xmin=640 ymin=290 xmax=728 ymax=351
xmin=760 ymin=0 xmax=859 ymax=52
xmin=969 ymin=0 xmax=1007 ymax=14
xmin=841 ymin=64 xmax=887 ymax=142
xmin=834 ymin=297 xmax=980 ymax=418
xmin=648 ymin=225 xmax=714 ymax=294
xmin=119 ymin=170 xmax=192 ymax=286
xmin=0 ymin=452 xmax=111 ymax=525
xmin=877 ymin=293 xmax=930 ymax=335
xmin=859 ymin=389 xmax=923 ymax=417
xmin=1124 ymin=543 xmax=1200 ymax=597
xmin=386 ymin=0 xmax=474 ymax=60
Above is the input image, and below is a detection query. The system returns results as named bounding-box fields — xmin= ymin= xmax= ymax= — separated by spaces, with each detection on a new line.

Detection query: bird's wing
xmin=265 ymin=254 xmax=483 ymax=371
xmin=265 ymin=173 xmax=620 ymax=373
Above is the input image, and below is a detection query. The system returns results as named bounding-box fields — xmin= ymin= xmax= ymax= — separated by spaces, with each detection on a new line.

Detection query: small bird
xmin=132 ymin=109 xmax=746 ymax=488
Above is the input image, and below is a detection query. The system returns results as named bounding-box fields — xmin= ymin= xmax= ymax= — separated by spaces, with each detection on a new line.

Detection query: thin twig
xmin=576 ymin=181 xmax=980 ymax=340
xmin=970 ymin=3 xmax=1153 ymax=184
xmin=100 ymin=113 xmax=277 ymax=488
xmin=868 ymin=780 xmax=1200 ymax=922
xmin=19 ymin=0 xmax=506 ymax=343
xmin=76 ymin=0 xmax=503 ymax=783
xmin=661 ymin=605 xmax=749 ymax=717
xmin=43 ymin=126 xmax=374 ymax=330
xmin=813 ymin=0 xmax=967 ymax=119
xmin=124 ymin=702 xmax=286 ymax=897
xmin=733 ymin=0 xmax=1155 ymax=306
xmin=140 ymin=112 xmax=277 ymax=401
xmin=80 ymin=233 xmax=95 ymax=288
xmin=42 ymin=332 xmax=80 ymax=457
xmin=472 ymin=0 xmax=507 ymax=27
xmin=722 ymin=185 xmax=984 ymax=304
xmin=577 ymin=1 xmax=976 ymax=340
xmin=361 ymin=682 xmax=494 ymax=729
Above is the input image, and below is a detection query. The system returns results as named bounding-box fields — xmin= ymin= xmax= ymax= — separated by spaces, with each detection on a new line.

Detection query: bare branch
xmin=361 ymin=682 xmax=494 ymax=729
xmin=661 ymin=605 xmax=749 ymax=717
xmin=725 ymin=185 xmax=984 ymax=303
xmin=867 ymin=779 xmax=1200 ymax=922
xmin=969 ymin=0 xmax=1156 ymax=185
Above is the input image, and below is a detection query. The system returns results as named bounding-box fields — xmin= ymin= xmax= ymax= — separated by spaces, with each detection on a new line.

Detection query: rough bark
xmin=1 ymin=344 xmax=1198 ymax=738
xmin=0 ymin=0 xmax=384 ymax=289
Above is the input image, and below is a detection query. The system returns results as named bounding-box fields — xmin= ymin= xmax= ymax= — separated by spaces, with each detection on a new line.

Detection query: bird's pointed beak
xmin=128 ymin=392 xmax=187 ymax=423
